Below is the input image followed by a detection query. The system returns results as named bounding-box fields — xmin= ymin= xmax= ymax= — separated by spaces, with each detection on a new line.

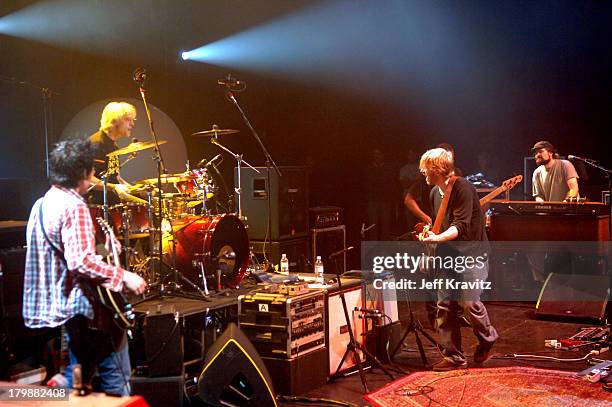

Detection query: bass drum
xmin=163 ymin=214 xmax=249 ymax=289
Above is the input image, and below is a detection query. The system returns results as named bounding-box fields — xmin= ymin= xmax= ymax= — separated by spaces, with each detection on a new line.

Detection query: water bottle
xmin=280 ymin=253 xmax=289 ymax=275
xmin=314 ymin=256 xmax=324 ymax=284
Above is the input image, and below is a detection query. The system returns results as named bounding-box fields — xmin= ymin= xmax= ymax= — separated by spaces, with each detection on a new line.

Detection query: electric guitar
xmin=413 ymin=175 xmax=523 ymax=274
xmin=87 ymin=218 xmax=135 ymax=330
xmin=413 ymin=174 xmax=523 ymax=240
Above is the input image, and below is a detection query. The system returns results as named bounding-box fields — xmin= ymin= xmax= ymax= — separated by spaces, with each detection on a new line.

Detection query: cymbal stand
xmin=209 ymin=135 xmax=260 ymax=219
xmin=329 ymin=249 xmax=394 ymax=393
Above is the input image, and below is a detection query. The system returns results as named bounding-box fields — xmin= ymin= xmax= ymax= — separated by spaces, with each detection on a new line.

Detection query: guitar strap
xmin=38 ymin=199 xmax=69 ymax=266
xmin=431 ymin=175 xmax=457 ymax=234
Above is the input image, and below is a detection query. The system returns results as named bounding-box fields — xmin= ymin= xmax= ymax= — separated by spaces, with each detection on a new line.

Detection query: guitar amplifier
xmin=238 ymin=289 xmax=325 ymax=359
xmin=309 ymin=206 xmax=342 ymax=229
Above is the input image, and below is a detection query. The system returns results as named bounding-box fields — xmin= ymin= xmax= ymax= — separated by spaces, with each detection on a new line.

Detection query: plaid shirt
xmin=23 ymin=186 xmax=124 ymax=328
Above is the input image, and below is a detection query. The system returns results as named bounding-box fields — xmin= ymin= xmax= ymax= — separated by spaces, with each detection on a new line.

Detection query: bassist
xmin=418 ymin=148 xmax=498 ymax=371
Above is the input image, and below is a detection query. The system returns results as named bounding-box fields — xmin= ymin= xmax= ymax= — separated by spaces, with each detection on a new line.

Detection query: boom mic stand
xmin=133 ymin=69 xmax=208 ymax=302
xmin=220 ymin=75 xmax=281 ymax=264
xmin=389 ymin=278 xmax=443 ymax=366
xmin=328 ymin=247 xmax=394 ymax=393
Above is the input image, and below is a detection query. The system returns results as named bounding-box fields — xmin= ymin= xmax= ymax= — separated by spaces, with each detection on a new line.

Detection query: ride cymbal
xmin=191 ymin=125 xmax=239 ymax=137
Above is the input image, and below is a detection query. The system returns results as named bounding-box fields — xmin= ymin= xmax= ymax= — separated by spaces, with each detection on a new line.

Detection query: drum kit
xmin=89 ymin=126 xmax=254 ymax=298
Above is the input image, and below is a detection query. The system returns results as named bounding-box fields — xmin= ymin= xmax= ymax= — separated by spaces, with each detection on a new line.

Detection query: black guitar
xmin=88 ymin=217 xmax=135 ymax=330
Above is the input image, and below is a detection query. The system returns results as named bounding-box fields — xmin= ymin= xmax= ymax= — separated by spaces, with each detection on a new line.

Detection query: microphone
xmin=217 ymin=74 xmax=243 ymax=87
xmin=197 ymin=154 xmax=222 ymax=168
xmin=568 ymin=155 xmax=596 ymax=162
xmin=133 ymin=67 xmax=147 ymax=85
xmin=354 ymin=306 xmax=381 ymax=315
xmin=330 ymin=246 xmax=354 ymax=259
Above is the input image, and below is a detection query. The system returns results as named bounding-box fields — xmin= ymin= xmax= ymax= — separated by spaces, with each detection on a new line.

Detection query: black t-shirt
xmin=430 ymin=177 xmax=488 ymax=256
xmin=88 ymin=130 xmax=121 ymax=205
xmin=407 ymin=176 xmax=433 ymax=217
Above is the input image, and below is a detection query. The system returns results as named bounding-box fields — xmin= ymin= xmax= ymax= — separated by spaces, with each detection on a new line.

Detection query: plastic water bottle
xmin=314 ymin=256 xmax=324 ymax=284
xmin=280 ymin=253 xmax=289 ymax=275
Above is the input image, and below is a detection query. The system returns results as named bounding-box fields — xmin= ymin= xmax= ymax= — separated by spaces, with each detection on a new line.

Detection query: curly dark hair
xmin=48 ymin=139 xmax=95 ymax=188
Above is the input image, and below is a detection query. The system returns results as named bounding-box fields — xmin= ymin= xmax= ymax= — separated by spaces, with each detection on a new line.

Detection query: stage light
xmin=181 ymin=51 xmax=190 ymax=61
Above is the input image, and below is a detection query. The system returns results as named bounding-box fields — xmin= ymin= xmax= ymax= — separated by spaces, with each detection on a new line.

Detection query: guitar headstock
xmin=96 ymin=217 xmax=116 ymax=240
xmin=501 ymin=175 xmax=523 ymax=192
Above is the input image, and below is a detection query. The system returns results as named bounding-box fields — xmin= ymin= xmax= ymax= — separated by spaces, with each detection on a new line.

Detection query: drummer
xmin=88 ymin=101 xmax=144 ymax=205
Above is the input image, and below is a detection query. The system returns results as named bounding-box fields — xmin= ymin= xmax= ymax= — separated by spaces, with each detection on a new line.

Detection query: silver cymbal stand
xmin=208 ymin=130 xmax=260 ymax=218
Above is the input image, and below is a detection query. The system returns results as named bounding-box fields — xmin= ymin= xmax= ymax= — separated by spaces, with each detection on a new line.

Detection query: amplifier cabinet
xmin=238 ymin=289 xmax=325 ymax=359
xmin=312 ymin=225 xmax=346 ymax=274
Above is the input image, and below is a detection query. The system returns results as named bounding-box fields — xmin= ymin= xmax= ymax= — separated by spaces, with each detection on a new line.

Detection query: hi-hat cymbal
xmin=191 ymin=126 xmax=239 ymax=137
xmin=135 ymin=173 xmax=194 ymax=185
xmin=107 ymin=140 xmax=167 ymax=157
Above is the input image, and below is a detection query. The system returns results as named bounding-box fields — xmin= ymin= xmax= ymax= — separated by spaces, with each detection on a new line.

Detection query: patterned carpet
xmin=364 ymin=366 xmax=612 ymax=407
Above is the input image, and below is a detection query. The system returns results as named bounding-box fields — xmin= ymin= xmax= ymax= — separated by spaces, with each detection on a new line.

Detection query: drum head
xmin=209 ymin=215 xmax=249 ymax=288
xmin=166 ymin=215 xmax=249 ymax=289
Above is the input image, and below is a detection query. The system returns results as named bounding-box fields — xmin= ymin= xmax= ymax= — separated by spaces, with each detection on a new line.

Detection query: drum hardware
xmin=198 ymin=128 xmax=260 ymax=219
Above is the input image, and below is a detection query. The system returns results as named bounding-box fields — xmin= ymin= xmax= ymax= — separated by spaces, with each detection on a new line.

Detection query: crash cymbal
xmin=135 ymin=173 xmax=194 ymax=185
xmin=191 ymin=125 xmax=239 ymax=137
xmin=107 ymin=140 xmax=167 ymax=157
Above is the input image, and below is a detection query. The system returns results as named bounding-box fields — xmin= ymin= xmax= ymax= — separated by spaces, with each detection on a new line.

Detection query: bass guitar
xmin=412 ymin=174 xmax=523 ymax=240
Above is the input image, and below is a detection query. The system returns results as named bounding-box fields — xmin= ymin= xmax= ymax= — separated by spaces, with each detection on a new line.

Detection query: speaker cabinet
xmin=130 ymin=375 xmax=184 ymax=407
xmin=236 ymin=166 xmax=309 ymax=241
xmin=312 ymin=225 xmax=346 ymax=276
xmin=536 ymin=273 xmax=610 ymax=322
xmin=261 ymin=347 xmax=327 ymax=396
xmin=0 ymin=178 xmax=31 ymax=221
xmin=198 ymin=323 xmax=277 ymax=407
xmin=143 ymin=313 xmax=183 ymax=377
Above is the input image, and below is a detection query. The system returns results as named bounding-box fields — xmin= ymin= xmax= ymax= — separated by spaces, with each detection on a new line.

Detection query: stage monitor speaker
xmin=198 ymin=323 xmax=277 ymax=407
xmin=536 ymin=273 xmax=610 ymax=322
xmin=143 ymin=313 xmax=183 ymax=377
xmin=236 ymin=166 xmax=308 ymax=241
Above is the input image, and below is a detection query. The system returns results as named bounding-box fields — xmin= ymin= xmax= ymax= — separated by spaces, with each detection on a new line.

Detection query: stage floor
xmin=284 ymin=302 xmax=607 ymax=407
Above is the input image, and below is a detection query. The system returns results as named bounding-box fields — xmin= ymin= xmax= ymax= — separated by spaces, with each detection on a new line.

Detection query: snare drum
xmin=163 ymin=214 xmax=249 ymax=289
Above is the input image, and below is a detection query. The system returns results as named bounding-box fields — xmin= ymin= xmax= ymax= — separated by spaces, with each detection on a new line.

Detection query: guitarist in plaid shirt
xmin=23 ymin=139 xmax=146 ymax=395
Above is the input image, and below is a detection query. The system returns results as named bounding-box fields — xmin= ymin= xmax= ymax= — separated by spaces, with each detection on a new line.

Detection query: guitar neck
xmin=479 ymin=186 xmax=507 ymax=207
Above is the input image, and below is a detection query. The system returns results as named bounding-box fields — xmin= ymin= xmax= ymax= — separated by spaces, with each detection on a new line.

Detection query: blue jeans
xmin=65 ymin=316 xmax=131 ymax=396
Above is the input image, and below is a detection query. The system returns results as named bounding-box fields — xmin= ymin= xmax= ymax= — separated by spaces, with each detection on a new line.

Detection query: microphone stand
xmin=328 ymin=247 xmax=394 ymax=393
xmin=134 ymin=77 xmax=208 ymax=303
xmin=576 ymin=159 xmax=612 ymax=240
xmin=222 ymin=83 xmax=281 ymax=263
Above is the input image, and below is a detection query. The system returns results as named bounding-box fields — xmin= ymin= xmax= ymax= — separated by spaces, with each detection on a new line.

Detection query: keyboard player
xmin=531 ymin=140 xmax=579 ymax=202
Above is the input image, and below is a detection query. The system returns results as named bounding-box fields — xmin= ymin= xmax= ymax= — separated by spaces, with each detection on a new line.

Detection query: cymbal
xmin=191 ymin=127 xmax=239 ymax=137
xmin=107 ymin=140 xmax=167 ymax=157
xmin=135 ymin=173 xmax=194 ymax=185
